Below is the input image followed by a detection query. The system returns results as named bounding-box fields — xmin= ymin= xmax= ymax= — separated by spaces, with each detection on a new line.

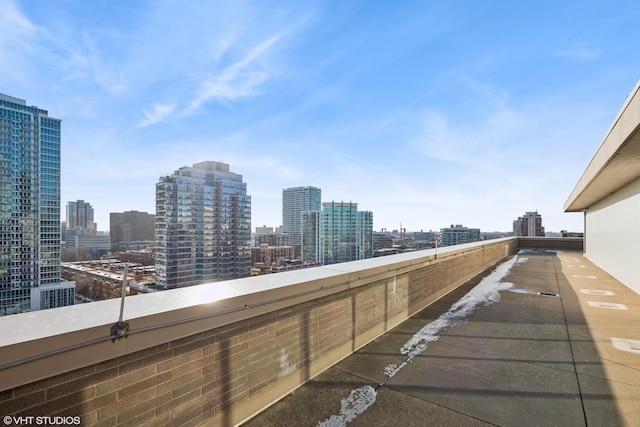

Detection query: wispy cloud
xmin=552 ymin=42 xmax=600 ymax=61
xmin=184 ymin=33 xmax=284 ymax=115
xmin=2 ymin=1 xmax=35 ymax=32
xmin=80 ymin=31 xmax=129 ymax=95
xmin=0 ymin=1 xmax=133 ymax=103
xmin=0 ymin=1 xmax=37 ymax=84
xmin=410 ymin=106 xmax=521 ymax=167
xmin=408 ymin=78 xmax=525 ymax=169
xmin=139 ymin=103 xmax=176 ymax=127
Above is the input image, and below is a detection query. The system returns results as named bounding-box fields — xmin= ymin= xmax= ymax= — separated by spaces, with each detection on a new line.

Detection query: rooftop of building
xmin=246 ymin=249 xmax=640 ymax=426
xmin=1 ymin=238 xmax=638 ymax=426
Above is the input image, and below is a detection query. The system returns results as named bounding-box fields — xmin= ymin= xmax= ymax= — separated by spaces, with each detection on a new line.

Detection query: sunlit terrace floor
xmin=244 ymin=251 xmax=640 ymax=426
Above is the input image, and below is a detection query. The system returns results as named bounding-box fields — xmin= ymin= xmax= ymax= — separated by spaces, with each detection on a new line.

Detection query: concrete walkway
xmin=244 ymin=251 xmax=640 ymax=426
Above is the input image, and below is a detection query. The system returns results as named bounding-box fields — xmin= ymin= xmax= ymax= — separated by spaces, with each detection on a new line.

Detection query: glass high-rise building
xmin=282 ymin=186 xmax=321 ymax=257
xmin=0 ymin=93 xmax=75 ymax=316
xmin=155 ymin=161 xmax=251 ymax=289
xmin=302 ymin=202 xmax=373 ymax=265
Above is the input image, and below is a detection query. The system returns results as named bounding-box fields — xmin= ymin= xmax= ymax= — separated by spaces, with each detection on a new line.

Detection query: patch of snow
xmin=383 ymin=358 xmax=412 ymax=378
xmin=393 ymin=255 xmax=522 ymax=368
xmin=383 ymin=363 xmax=399 ymax=377
xmin=317 ymin=386 xmax=377 ymax=427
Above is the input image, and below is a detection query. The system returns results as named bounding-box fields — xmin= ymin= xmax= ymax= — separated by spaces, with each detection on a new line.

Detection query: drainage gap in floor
xmin=509 ymin=288 xmax=559 ymax=298
xmin=538 ymin=292 xmax=559 ymax=297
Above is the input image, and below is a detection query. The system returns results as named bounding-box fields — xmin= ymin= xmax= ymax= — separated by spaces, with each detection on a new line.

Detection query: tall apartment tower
xmin=0 ymin=93 xmax=75 ymax=315
xmin=65 ymin=200 xmax=96 ymax=235
xmin=64 ymin=200 xmax=111 ymax=258
xmin=282 ymin=186 xmax=321 ymax=257
xmin=155 ymin=161 xmax=251 ymax=289
xmin=302 ymin=202 xmax=373 ymax=265
xmin=440 ymin=224 xmax=481 ymax=247
xmin=110 ymin=210 xmax=155 ymax=251
xmin=513 ymin=211 xmax=545 ymax=237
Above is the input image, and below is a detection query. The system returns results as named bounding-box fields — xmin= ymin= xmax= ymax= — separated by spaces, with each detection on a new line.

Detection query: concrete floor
xmin=244 ymin=251 xmax=640 ymax=426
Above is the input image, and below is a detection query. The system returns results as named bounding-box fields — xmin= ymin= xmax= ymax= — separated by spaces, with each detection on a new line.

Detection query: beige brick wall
xmin=0 ymin=239 xmax=519 ymax=426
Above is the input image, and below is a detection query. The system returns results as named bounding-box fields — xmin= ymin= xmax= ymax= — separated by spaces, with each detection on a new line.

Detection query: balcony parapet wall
xmin=0 ymin=238 xmax=577 ymax=426
xmin=518 ymin=236 xmax=583 ymax=251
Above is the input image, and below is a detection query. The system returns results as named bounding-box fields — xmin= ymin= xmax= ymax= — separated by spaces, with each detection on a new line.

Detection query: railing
xmin=0 ymin=237 xmax=580 ymax=426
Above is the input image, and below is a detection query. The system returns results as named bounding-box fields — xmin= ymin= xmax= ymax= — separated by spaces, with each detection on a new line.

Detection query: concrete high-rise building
xmin=513 ymin=211 xmax=545 ymax=237
xmin=155 ymin=161 xmax=251 ymax=289
xmin=110 ymin=210 xmax=155 ymax=251
xmin=302 ymin=202 xmax=373 ymax=265
xmin=440 ymin=224 xmax=481 ymax=247
xmin=282 ymin=186 xmax=321 ymax=257
xmin=0 ymin=93 xmax=75 ymax=315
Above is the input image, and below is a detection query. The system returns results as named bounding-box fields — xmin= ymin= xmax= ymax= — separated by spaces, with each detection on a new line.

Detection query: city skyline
xmin=3 ymin=1 xmax=640 ymax=233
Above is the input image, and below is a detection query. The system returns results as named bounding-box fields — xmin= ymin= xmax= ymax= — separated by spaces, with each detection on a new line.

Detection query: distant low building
xmin=61 ymin=261 xmax=129 ymax=301
xmin=440 ymin=224 xmax=481 ymax=247
xmin=560 ymin=230 xmax=584 ymax=238
xmin=374 ymin=248 xmax=400 ymax=257
xmin=373 ymin=232 xmax=394 ymax=251
xmin=254 ymin=225 xmax=286 ymax=247
xmin=251 ymin=259 xmax=322 ymax=275
xmin=271 ymin=259 xmax=322 ymax=272
xmin=411 ymin=230 xmax=437 ymax=242
xmin=66 ymin=234 xmax=111 ymax=259
xmin=481 ymin=231 xmax=510 ymax=241
xmin=62 ymin=259 xmax=156 ymax=300
xmin=119 ymin=250 xmax=155 ymax=266
xmin=251 ymin=245 xmax=295 ymax=267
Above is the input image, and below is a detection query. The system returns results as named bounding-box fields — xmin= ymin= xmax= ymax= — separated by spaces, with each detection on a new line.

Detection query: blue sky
xmin=3 ymin=1 xmax=640 ymax=233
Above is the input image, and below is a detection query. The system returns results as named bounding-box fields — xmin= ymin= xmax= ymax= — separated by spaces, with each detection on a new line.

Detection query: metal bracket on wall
xmin=111 ymin=321 xmax=130 ymax=340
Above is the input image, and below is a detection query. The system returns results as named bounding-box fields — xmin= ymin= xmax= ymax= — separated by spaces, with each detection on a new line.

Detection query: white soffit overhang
xmin=564 ymin=79 xmax=640 ymax=212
